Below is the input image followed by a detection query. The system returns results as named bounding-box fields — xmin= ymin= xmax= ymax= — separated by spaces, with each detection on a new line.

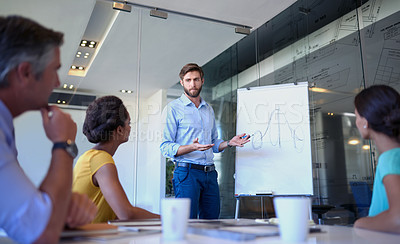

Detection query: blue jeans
xmin=172 ymin=166 xmax=220 ymax=219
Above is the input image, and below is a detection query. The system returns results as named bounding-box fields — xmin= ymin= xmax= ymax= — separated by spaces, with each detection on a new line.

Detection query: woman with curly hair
xmin=353 ymin=85 xmax=400 ymax=234
xmin=73 ymin=96 xmax=159 ymax=223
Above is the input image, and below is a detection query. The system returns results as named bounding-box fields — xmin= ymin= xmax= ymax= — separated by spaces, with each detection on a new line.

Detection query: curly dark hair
xmin=354 ymin=85 xmax=400 ymax=141
xmin=83 ymin=96 xmax=129 ymax=143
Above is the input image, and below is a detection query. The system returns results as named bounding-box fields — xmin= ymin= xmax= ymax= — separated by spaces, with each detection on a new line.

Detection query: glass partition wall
xmin=196 ymin=0 xmax=400 ymax=223
xmin=6 ymin=0 xmax=400 ymax=226
xmin=133 ymin=0 xmax=400 ymax=223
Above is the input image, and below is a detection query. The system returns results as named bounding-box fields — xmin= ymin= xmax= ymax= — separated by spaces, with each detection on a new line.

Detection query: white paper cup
xmin=161 ymin=198 xmax=191 ymax=241
xmin=273 ymin=197 xmax=310 ymax=242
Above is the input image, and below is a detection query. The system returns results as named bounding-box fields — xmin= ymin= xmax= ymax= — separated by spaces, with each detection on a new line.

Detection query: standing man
xmin=160 ymin=63 xmax=250 ymax=219
xmin=0 ymin=16 xmax=97 ymax=243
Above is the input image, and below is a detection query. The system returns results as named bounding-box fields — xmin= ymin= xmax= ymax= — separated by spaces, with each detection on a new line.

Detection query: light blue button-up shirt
xmin=160 ymin=94 xmax=224 ymax=165
xmin=0 ymin=100 xmax=52 ymax=244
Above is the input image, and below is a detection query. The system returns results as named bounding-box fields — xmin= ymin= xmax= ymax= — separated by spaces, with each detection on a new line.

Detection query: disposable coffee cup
xmin=161 ymin=198 xmax=191 ymax=241
xmin=273 ymin=197 xmax=310 ymax=242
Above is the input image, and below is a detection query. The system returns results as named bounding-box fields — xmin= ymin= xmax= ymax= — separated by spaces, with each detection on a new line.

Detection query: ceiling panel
xmin=0 ymin=0 xmax=298 ymax=98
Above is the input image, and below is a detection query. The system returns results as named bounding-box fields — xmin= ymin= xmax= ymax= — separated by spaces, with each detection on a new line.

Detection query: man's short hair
xmin=179 ymin=63 xmax=204 ymax=80
xmin=0 ymin=15 xmax=64 ymax=88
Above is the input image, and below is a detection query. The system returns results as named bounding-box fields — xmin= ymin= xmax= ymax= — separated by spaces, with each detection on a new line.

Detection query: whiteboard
xmin=235 ymin=82 xmax=313 ymax=196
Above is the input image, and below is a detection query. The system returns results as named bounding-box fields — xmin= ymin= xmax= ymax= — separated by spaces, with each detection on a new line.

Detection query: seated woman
xmin=73 ymin=96 xmax=159 ymax=223
xmin=353 ymin=85 xmax=400 ymax=234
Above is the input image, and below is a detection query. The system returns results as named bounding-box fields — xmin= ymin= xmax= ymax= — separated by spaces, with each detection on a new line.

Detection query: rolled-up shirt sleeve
xmin=160 ymin=105 xmax=180 ymax=158
xmin=211 ymin=112 xmax=224 ymax=153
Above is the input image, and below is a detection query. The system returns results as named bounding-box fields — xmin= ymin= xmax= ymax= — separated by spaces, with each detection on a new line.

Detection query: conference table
xmin=57 ymin=219 xmax=399 ymax=244
xmin=1 ymin=219 xmax=399 ymax=243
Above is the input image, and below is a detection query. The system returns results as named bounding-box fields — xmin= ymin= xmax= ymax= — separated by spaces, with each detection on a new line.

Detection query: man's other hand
xmin=192 ymin=138 xmax=214 ymax=151
xmin=65 ymin=192 xmax=97 ymax=228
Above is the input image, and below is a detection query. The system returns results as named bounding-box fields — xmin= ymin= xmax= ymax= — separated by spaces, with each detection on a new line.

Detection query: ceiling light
xmin=150 ymin=9 xmax=168 ymax=19
xmin=76 ymin=54 xmax=80 ymax=57
xmin=63 ymin=84 xmax=67 ymax=89
xmin=362 ymin=145 xmax=370 ymax=150
xmin=113 ymin=2 xmax=132 ymax=12
xmin=120 ymin=89 xmax=133 ymax=93
xmin=311 ymin=87 xmax=329 ymax=93
xmin=235 ymin=26 xmax=251 ymax=35
xmin=348 ymin=138 xmax=360 ymax=145
xmin=342 ymin=112 xmax=356 ymax=117
xmin=69 ymin=85 xmax=74 ymax=89
xmin=70 ymin=65 xmax=85 ymax=70
xmin=77 ymin=52 xmax=81 ymax=54
xmin=80 ymin=40 xmax=97 ymax=48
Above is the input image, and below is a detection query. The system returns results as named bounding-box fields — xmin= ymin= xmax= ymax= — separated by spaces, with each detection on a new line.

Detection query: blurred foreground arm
xmin=34 ymin=106 xmax=77 ymax=243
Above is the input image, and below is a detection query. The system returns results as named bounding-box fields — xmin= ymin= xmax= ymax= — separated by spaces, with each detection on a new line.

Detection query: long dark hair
xmin=83 ymin=96 xmax=128 ymax=143
xmin=354 ymin=85 xmax=400 ymax=141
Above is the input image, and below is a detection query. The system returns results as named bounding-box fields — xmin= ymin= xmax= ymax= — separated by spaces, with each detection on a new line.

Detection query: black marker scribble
xmin=251 ymin=108 xmax=305 ymax=152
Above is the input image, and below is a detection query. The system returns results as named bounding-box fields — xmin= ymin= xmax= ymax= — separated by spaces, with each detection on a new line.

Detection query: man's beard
xmin=184 ymin=85 xmax=202 ymax=98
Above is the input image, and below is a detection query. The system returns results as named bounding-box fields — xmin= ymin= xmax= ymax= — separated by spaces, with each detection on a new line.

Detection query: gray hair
xmin=0 ymin=15 xmax=63 ymax=87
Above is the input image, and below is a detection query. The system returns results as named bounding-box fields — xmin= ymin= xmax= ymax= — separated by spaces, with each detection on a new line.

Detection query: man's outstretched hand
xmin=229 ymin=133 xmax=251 ymax=147
xmin=192 ymin=138 xmax=214 ymax=151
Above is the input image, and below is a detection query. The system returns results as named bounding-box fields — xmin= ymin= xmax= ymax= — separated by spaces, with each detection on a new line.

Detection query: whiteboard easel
xmin=235 ymin=82 xmax=313 ymax=196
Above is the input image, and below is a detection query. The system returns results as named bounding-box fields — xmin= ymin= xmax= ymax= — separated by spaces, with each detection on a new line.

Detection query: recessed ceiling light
xmin=63 ymin=84 xmax=67 ymax=89
xmin=348 ymin=138 xmax=360 ymax=145
xmin=80 ymin=40 xmax=97 ymax=48
xmin=120 ymin=89 xmax=133 ymax=93
xmin=70 ymin=65 xmax=85 ymax=70
xmin=76 ymin=54 xmax=80 ymax=57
